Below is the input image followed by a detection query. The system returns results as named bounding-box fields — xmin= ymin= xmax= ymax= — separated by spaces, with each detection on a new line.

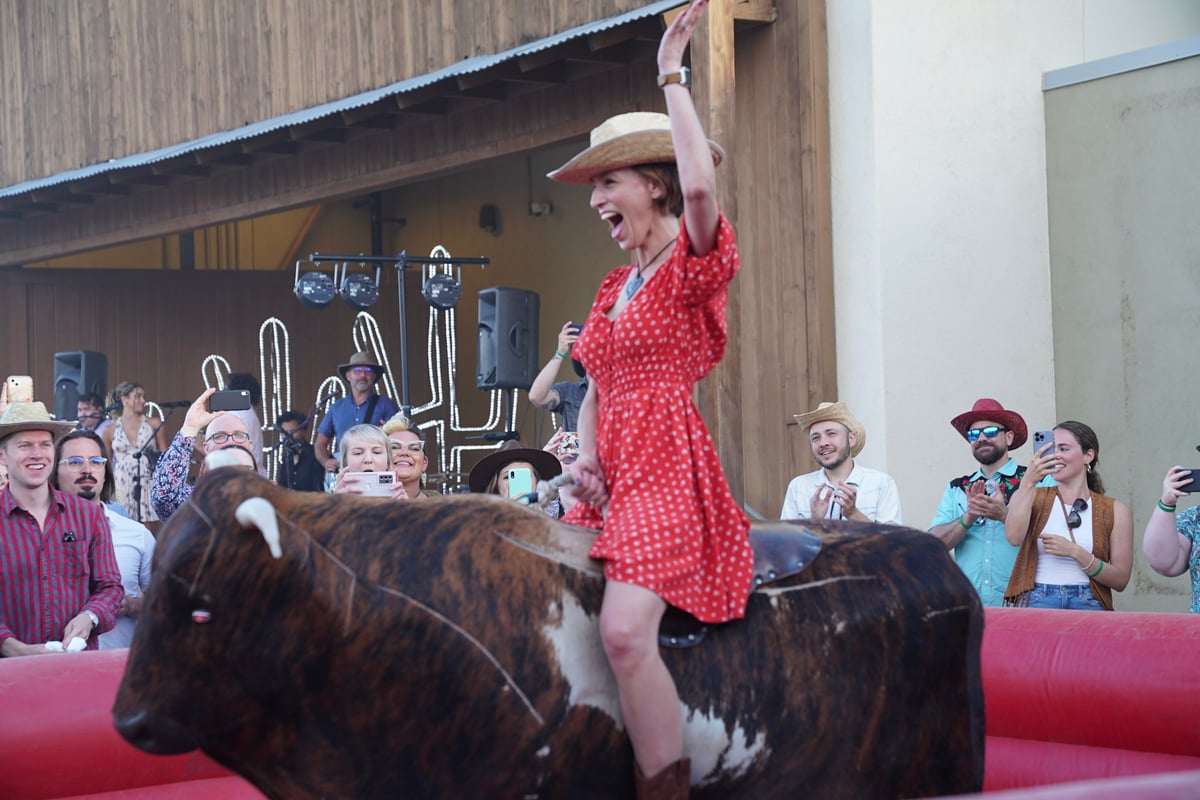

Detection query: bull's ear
xmin=235 ymin=497 xmax=282 ymax=559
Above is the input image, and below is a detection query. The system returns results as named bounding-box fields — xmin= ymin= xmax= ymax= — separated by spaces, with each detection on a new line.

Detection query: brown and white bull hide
xmin=113 ymin=469 xmax=984 ymax=799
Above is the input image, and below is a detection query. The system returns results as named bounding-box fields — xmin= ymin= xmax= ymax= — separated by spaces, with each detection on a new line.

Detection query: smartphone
xmin=346 ymin=471 xmax=396 ymax=497
xmin=208 ymin=389 xmax=252 ymax=412
xmin=6 ymin=375 xmax=33 ymax=403
xmin=507 ymin=467 xmax=534 ymax=499
xmin=556 ymin=431 xmax=581 ymax=460
xmin=1181 ymin=470 xmax=1200 ymax=494
xmin=1032 ymin=429 xmax=1056 ymax=462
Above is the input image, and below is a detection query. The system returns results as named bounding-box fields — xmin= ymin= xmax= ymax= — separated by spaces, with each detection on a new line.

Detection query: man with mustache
xmin=0 ymin=402 xmax=121 ymax=656
xmin=929 ymin=398 xmax=1050 ymax=607
xmin=781 ymin=401 xmax=902 ymax=523
xmin=314 ymin=352 xmax=399 ymax=474
xmin=52 ymin=430 xmax=154 ymax=648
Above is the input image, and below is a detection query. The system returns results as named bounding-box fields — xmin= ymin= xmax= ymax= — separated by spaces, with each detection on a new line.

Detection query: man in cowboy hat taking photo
xmin=782 ymin=401 xmax=902 ymax=523
xmin=929 ymin=398 xmax=1052 ymax=607
xmin=315 ymin=352 xmax=399 ymax=473
xmin=0 ymin=402 xmax=122 ymax=656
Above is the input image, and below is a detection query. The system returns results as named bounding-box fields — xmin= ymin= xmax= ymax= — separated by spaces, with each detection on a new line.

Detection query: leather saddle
xmin=659 ymin=520 xmax=822 ymax=648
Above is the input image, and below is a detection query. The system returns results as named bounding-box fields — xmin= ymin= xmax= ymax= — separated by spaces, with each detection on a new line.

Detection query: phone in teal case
xmin=507 ymin=467 xmax=533 ymax=499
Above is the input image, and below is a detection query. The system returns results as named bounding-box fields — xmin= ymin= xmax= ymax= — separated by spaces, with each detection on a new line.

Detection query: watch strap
xmin=657 ymin=67 xmax=691 ymax=88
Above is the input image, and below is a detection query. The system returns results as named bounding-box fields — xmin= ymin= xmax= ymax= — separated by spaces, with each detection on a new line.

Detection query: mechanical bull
xmin=113 ymin=470 xmax=984 ymax=799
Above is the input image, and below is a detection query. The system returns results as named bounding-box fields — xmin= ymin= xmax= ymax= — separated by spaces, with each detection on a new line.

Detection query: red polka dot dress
xmin=564 ymin=214 xmax=753 ymax=623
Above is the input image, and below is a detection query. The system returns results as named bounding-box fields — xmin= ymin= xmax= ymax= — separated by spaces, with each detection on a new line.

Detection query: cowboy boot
xmin=635 ymin=757 xmax=691 ymax=800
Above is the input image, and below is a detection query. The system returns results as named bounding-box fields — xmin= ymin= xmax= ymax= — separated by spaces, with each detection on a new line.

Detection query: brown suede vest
xmin=1004 ymin=487 xmax=1115 ymax=610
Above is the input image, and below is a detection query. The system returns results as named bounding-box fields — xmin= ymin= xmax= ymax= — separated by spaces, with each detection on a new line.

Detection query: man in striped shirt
xmin=0 ymin=402 xmax=121 ymax=656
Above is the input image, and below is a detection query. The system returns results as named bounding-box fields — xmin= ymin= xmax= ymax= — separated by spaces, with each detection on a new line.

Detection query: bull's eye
xmin=192 ymin=609 xmax=213 ymax=624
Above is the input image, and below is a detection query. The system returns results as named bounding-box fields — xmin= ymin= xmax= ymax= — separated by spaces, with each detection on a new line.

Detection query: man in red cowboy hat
xmin=929 ymin=398 xmax=1053 ymax=607
xmin=314 ymin=352 xmax=399 ymax=473
xmin=0 ymin=402 xmax=122 ymax=655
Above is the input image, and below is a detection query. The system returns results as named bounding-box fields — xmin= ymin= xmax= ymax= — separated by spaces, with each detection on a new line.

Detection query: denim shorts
xmin=1025 ymin=583 xmax=1105 ymax=611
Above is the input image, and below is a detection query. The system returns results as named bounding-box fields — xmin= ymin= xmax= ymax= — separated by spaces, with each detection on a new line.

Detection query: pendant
xmin=624 ymin=273 xmax=643 ymax=300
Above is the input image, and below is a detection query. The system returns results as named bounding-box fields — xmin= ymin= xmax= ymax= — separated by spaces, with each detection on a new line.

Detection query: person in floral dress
xmin=548 ymin=2 xmax=752 ymax=796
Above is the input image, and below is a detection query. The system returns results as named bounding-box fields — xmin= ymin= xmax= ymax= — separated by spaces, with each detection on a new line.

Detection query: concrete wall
xmin=1045 ymin=52 xmax=1200 ymax=611
xmin=826 ymin=0 xmax=1200 ymax=607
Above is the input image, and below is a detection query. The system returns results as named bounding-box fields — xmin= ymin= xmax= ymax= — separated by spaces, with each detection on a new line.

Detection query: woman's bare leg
xmin=600 ymin=580 xmax=682 ymax=776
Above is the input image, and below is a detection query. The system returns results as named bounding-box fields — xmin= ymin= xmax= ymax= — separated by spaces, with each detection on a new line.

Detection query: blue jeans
xmin=1025 ymin=583 xmax=1105 ymax=611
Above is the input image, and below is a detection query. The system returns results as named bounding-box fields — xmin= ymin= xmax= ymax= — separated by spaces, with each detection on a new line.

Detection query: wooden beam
xmin=692 ymin=0 xmax=745 ymax=503
xmin=732 ymin=0 xmax=777 ymax=24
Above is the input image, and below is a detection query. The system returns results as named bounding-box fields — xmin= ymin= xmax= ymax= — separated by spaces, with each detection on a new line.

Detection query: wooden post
xmin=690 ymin=0 xmax=745 ymax=503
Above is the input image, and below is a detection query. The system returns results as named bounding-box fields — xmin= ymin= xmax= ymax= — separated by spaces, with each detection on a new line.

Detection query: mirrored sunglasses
xmin=966 ymin=425 xmax=1007 ymax=442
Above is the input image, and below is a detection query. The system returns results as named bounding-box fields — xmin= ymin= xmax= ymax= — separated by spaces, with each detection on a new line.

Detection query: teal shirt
xmin=929 ymin=458 xmax=1054 ymax=607
xmin=1173 ymin=506 xmax=1200 ymax=613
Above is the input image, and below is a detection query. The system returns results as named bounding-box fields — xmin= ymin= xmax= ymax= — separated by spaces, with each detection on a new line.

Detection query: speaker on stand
xmin=476 ymin=288 xmax=539 ymax=391
xmin=53 ymin=351 xmax=108 ymax=422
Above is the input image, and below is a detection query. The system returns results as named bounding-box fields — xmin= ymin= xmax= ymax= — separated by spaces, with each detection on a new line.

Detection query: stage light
xmin=294 ymin=260 xmax=335 ymax=309
xmin=422 ymin=270 xmax=462 ymax=310
xmin=340 ymin=262 xmax=381 ymax=311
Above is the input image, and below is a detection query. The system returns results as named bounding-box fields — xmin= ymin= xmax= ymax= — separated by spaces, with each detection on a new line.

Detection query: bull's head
xmin=112 ymin=469 xmax=309 ymax=758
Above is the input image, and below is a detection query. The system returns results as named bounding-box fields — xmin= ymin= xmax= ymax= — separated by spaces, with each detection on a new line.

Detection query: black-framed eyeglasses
xmin=1067 ymin=498 xmax=1088 ymax=529
xmin=58 ymin=456 xmax=108 ymax=472
xmin=207 ymin=431 xmax=251 ymax=445
xmin=966 ymin=425 xmax=1007 ymax=442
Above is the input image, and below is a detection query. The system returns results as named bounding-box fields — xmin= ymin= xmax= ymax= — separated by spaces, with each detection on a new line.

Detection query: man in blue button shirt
xmin=314 ymin=352 xmax=398 ymax=474
xmin=929 ymin=398 xmax=1050 ymax=607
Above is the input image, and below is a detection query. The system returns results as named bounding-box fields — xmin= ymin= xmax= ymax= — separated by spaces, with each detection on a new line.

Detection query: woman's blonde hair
xmin=107 ymin=381 xmax=143 ymax=418
xmin=337 ymin=424 xmax=391 ymax=468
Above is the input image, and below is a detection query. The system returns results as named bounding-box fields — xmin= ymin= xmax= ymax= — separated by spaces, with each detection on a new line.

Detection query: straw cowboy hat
xmin=0 ymin=401 xmax=75 ymax=443
xmin=467 ymin=439 xmax=562 ymax=494
xmin=338 ymin=352 xmax=383 ymax=380
xmin=949 ymin=398 xmax=1028 ymax=449
xmin=793 ymin=401 xmax=867 ymax=458
xmin=547 ymin=112 xmax=725 ymax=185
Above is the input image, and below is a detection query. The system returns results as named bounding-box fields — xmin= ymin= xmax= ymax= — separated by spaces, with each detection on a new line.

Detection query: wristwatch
xmin=657 ymin=67 xmax=691 ymax=89
xmin=84 ymin=610 xmax=99 ymax=629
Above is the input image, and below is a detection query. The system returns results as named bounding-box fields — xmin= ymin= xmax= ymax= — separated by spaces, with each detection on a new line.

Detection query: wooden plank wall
xmin=731 ymin=0 xmax=836 ymax=517
xmin=0 ymin=0 xmax=658 ymax=186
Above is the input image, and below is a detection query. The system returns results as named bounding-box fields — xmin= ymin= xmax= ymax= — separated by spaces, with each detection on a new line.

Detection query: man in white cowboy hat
xmin=929 ymin=398 xmax=1053 ymax=607
xmin=0 ymin=402 xmax=122 ymax=656
xmin=314 ymin=351 xmax=399 ymax=474
xmin=781 ymin=401 xmax=902 ymax=523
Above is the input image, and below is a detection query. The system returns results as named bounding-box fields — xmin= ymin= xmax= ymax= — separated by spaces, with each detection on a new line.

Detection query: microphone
xmin=102 ymin=401 xmax=122 ymax=413
xmin=316 ymin=391 xmax=340 ymax=407
xmin=156 ymin=401 xmax=192 ymax=409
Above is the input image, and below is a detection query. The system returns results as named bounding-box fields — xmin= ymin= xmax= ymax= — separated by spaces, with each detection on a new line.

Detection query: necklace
xmin=624 ymin=238 xmax=674 ymax=300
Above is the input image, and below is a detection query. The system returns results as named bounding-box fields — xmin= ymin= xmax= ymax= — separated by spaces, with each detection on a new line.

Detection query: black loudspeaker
xmin=53 ymin=351 xmax=108 ymax=422
xmin=476 ymin=288 xmax=539 ymax=390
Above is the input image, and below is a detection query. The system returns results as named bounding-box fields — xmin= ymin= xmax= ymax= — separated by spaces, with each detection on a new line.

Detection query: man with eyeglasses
xmin=0 ymin=402 xmax=122 ymax=656
xmin=51 ymin=430 xmax=155 ymax=649
xmin=314 ymin=352 xmax=399 ymax=474
xmin=150 ymin=388 xmax=254 ymax=521
xmin=929 ymin=398 xmax=1053 ymax=607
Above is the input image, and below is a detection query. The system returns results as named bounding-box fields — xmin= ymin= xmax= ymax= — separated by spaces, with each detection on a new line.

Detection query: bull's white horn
xmin=235 ymin=497 xmax=282 ymax=559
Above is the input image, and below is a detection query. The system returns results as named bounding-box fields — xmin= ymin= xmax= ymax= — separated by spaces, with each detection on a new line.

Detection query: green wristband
xmin=957 ymin=514 xmax=971 ymax=530
xmin=554 ymin=350 xmax=568 ymax=359
xmin=1157 ymin=500 xmax=1177 ymax=513
xmin=1088 ymin=559 xmax=1104 ymax=578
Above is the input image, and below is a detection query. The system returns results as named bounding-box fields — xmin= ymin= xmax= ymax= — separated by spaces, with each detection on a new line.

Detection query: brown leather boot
xmin=635 ymin=757 xmax=691 ymax=800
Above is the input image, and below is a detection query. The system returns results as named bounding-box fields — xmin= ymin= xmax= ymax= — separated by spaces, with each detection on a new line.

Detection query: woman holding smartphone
xmin=466 ymin=439 xmax=561 ymax=514
xmin=1004 ymin=421 xmax=1133 ymax=610
xmin=1142 ymin=467 xmax=1200 ymax=613
xmin=546 ymin=2 xmax=753 ymax=794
